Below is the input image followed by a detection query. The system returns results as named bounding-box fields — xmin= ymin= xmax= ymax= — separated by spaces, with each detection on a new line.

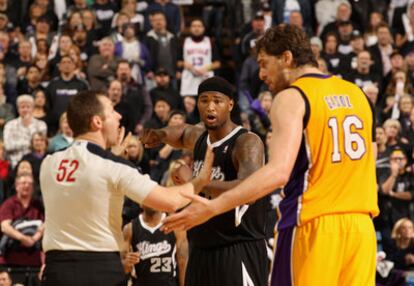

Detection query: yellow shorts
xmin=270 ymin=213 xmax=376 ymax=286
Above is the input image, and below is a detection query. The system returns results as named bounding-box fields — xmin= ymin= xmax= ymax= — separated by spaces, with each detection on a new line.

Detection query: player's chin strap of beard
xmin=198 ymin=76 xmax=234 ymax=99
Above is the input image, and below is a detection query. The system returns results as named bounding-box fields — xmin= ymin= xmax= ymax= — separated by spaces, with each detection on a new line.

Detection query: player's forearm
xmin=158 ymin=125 xmax=189 ymax=149
xmin=202 ymin=180 xmax=241 ymax=197
xmin=212 ymin=164 xmax=288 ymax=215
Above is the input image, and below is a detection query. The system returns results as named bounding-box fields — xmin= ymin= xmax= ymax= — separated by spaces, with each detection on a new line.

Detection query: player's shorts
xmin=186 ymin=239 xmax=268 ymax=286
xmin=42 ymin=250 xmax=127 ymax=286
xmin=270 ymin=213 xmax=376 ymax=286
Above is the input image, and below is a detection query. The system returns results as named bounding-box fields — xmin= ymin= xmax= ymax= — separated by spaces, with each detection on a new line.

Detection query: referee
xmin=39 ymin=91 xmax=212 ymax=286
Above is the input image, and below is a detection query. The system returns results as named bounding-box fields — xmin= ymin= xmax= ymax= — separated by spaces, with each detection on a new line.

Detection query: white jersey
xmin=40 ymin=140 xmax=157 ymax=252
xmin=180 ymin=36 xmax=214 ymax=96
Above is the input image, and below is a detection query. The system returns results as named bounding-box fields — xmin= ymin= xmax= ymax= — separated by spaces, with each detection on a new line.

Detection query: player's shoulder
xmin=85 ymin=142 xmax=137 ymax=170
xmin=233 ymin=130 xmax=264 ymax=154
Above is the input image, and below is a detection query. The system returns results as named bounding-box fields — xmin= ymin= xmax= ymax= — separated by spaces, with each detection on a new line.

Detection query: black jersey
xmin=131 ymin=214 xmax=178 ymax=286
xmin=190 ymin=126 xmax=267 ymax=249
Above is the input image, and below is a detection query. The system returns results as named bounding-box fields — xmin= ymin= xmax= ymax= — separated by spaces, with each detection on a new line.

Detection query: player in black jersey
xmin=141 ymin=76 xmax=269 ymax=286
xmin=122 ymin=205 xmax=188 ymax=286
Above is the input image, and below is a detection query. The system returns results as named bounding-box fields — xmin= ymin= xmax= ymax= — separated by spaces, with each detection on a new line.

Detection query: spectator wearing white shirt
xmin=3 ymin=95 xmax=47 ymax=168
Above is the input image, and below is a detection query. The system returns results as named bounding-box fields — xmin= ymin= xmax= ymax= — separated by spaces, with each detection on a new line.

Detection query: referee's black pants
xmin=41 ymin=250 xmax=127 ymax=286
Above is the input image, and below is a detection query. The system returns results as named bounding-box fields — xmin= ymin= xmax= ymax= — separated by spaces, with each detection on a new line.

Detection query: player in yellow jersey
xmin=162 ymin=24 xmax=379 ymax=286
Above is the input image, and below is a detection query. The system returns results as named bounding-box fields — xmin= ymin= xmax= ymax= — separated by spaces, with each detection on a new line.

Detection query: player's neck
xmin=288 ymin=66 xmax=323 ymax=84
xmin=208 ymin=121 xmax=237 ymax=143
xmin=76 ymin=133 xmax=106 ymax=149
xmin=143 ymin=212 xmax=163 ymax=226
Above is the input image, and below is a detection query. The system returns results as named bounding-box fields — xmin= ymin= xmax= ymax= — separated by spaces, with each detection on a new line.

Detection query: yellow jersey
xmin=277 ymin=74 xmax=379 ymax=230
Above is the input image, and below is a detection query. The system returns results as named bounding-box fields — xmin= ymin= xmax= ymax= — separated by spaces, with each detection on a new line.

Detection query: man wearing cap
xmin=141 ymin=76 xmax=269 ymax=286
xmin=150 ymin=68 xmax=183 ymax=110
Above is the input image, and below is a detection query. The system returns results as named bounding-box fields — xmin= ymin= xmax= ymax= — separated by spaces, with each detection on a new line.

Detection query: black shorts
xmin=185 ymin=239 xmax=268 ymax=286
xmin=42 ymin=251 xmax=127 ymax=286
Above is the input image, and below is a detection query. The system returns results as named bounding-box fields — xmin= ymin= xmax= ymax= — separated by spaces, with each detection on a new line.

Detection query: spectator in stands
xmin=344 ymin=50 xmax=381 ymax=88
xmin=387 ymin=218 xmax=414 ymax=271
xmin=65 ymin=0 xmax=89 ymax=19
xmin=0 ymin=173 xmax=44 ymax=269
xmin=178 ymin=19 xmax=220 ymax=97
xmin=402 ymin=106 xmax=414 ymax=145
xmin=108 ymin=79 xmax=135 ymax=133
xmin=3 ymin=95 xmax=47 ymax=168
xmin=87 ymin=37 xmax=118 ymax=91
xmin=341 ymin=31 xmax=365 ymax=72
xmin=71 ymin=24 xmax=95 ymax=61
xmin=27 ymin=16 xmax=55 ymax=51
xmin=110 ymin=11 xmax=130 ymax=44
xmin=13 ymin=40 xmax=33 ymax=78
xmin=46 ymin=55 xmax=88 ymax=134
xmin=271 ymin=0 xmax=313 ymax=33
xmin=145 ymin=96 xmax=172 ymax=129
xmin=150 ymin=68 xmax=183 ymax=110
xmin=149 ymin=110 xmax=185 ymax=183
xmin=32 ymin=89 xmax=49 ymax=126
xmin=310 ymin=36 xmax=322 ymax=59
xmin=0 ymin=269 xmax=12 ymax=286
xmin=91 ymin=0 xmax=118 ymax=36
xmin=17 ymin=65 xmax=43 ymax=96
xmin=145 ymin=11 xmax=178 ymax=79
xmin=241 ymin=13 xmax=265 ymax=61
xmin=378 ymin=149 xmax=414 ymax=242
xmin=316 ymin=0 xmax=349 ymax=35
xmin=398 ymin=95 xmax=414 ymax=133
xmin=48 ymin=34 xmax=74 ymax=76
xmin=383 ymin=119 xmax=409 ymax=153
xmin=336 ymin=20 xmax=354 ymax=55
xmin=363 ymin=84 xmax=382 ymax=122
xmin=115 ymin=60 xmax=153 ymax=134
xmin=370 ymin=22 xmax=394 ymax=77
xmin=182 ymin=96 xmax=199 ymax=124
xmin=396 ymin=2 xmax=414 ymax=51
xmin=126 ymin=135 xmax=150 ymax=175
xmin=238 ymin=45 xmax=266 ymax=115
xmin=383 ymin=70 xmax=414 ymax=121
xmin=249 ymin=90 xmax=272 ymax=140
xmin=321 ymin=32 xmax=345 ymax=75
xmin=0 ymin=87 xmax=14 ymax=140
xmin=364 ymin=11 xmax=383 ymax=47
xmin=144 ymin=0 xmax=181 ymax=35
xmin=34 ymin=53 xmax=50 ymax=83
xmin=386 ymin=52 xmax=406 ymax=90
xmin=81 ymin=9 xmax=101 ymax=44
xmin=116 ymin=22 xmax=151 ymax=85
xmin=113 ymin=0 xmax=144 ymax=34
xmin=289 ymin=10 xmax=313 ymax=37
xmin=68 ymin=45 xmax=87 ymax=80
xmin=320 ymin=1 xmax=355 ymax=41
xmin=48 ymin=112 xmax=73 ymax=153
xmin=20 ymin=132 xmax=48 ymax=192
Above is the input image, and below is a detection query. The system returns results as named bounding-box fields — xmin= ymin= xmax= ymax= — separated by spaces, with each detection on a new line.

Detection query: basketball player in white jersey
xmin=178 ymin=18 xmax=221 ymax=97
xmin=39 ymin=91 xmax=213 ymax=286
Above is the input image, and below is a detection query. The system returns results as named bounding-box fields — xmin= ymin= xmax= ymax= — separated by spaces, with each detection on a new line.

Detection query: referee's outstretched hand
xmin=140 ymin=128 xmax=164 ymax=148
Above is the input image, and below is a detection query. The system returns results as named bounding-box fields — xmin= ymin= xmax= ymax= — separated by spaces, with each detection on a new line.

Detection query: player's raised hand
xmin=111 ymin=127 xmax=132 ymax=158
xmin=190 ymin=146 xmax=214 ymax=193
xmin=140 ymin=128 xmax=164 ymax=148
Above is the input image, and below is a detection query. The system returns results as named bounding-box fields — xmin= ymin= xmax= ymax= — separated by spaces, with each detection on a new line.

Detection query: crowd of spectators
xmin=0 ymin=0 xmax=413 ymax=285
